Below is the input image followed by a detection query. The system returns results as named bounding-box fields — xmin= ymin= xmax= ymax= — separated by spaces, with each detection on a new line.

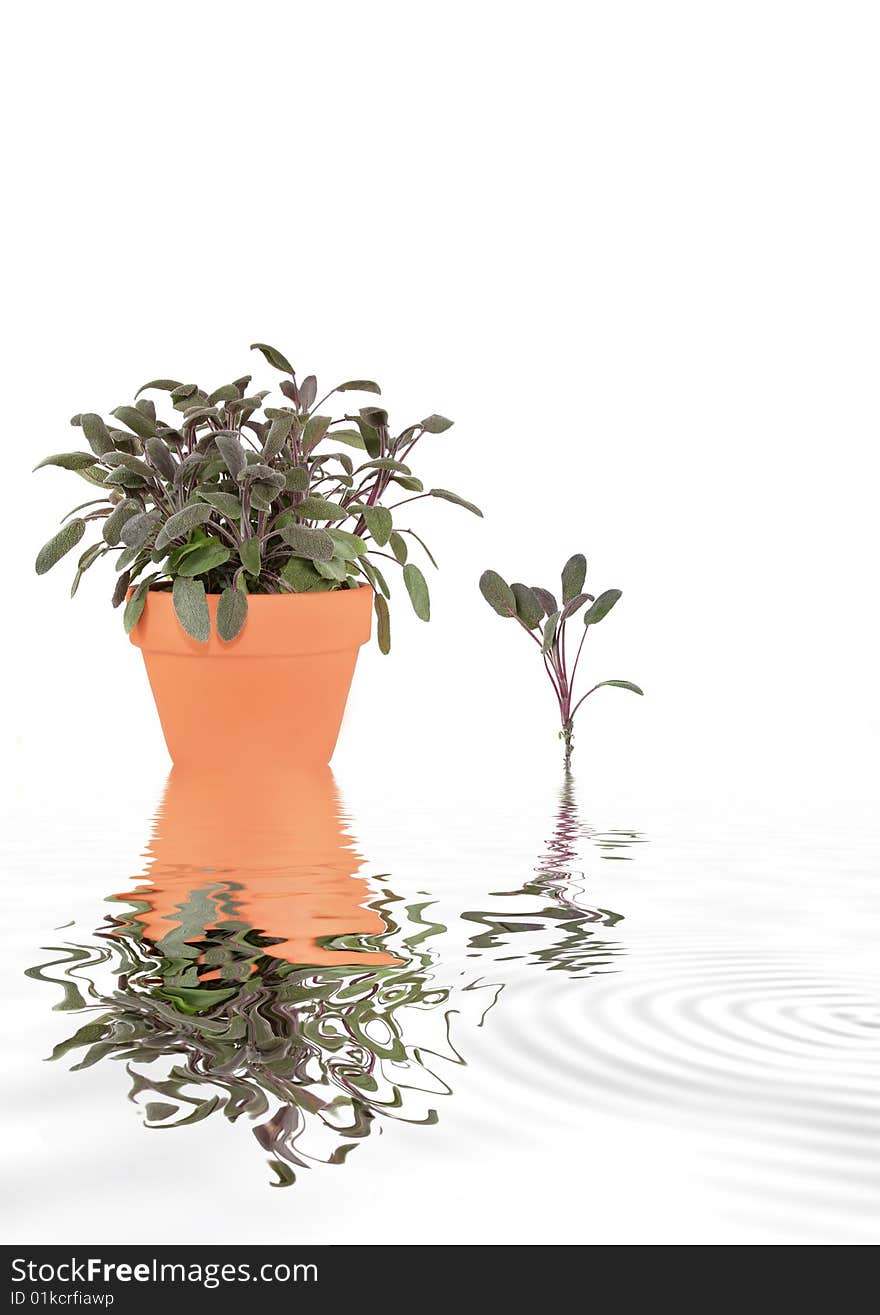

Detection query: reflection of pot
xmin=129 ymin=587 xmax=372 ymax=766
xmin=116 ymin=765 xmax=397 ymax=970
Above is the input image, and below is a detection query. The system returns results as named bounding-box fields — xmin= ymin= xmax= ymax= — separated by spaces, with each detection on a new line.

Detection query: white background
xmin=2 ymin=0 xmax=879 ymax=809
xmin=1 ymin=0 xmax=879 ymax=1247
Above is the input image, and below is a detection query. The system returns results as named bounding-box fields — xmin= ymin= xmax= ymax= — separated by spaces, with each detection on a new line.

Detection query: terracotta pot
xmin=129 ymin=586 xmax=372 ymax=766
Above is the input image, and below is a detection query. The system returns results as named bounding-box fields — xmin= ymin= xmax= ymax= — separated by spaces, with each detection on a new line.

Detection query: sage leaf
xmin=278 ymin=523 xmax=335 ymax=561
xmin=197 ymin=491 xmax=242 ymax=518
xmin=542 ymin=610 xmax=561 ymax=654
xmin=214 ymin=432 xmax=247 ymax=479
xmin=359 ymin=556 xmax=389 ymax=598
xmin=172 ymin=576 xmax=210 ymax=642
xmin=479 ymin=569 xmax=516 ymax=617
xmin=123 ymin=580 xmax=150 ymax=634
xmin=176 ymin=541 xmax=231 ymax=576
xmin=314 ymin=557 xmax=349 ymax=581
xmin=593 ymin=679 xmax=644 ymax=696
xmin=357 ymin=457 xmax=412 ymax=475
xmin=299 ymin=375 xmax=317 ymax=410
xmin=208 ymin=383 xmax=241 ymax=404
xmin=75 ymin=464 xmax=112 ymax=488
xmin=403 ymin=562 xmax=430 ymax=621
xmin=374 ymin=592 xmax=391 ymax=654
xmin=70 ymin=542 xmax=106 ymax=597
xmin=295 ymin=495 xmax=345 ymax=521
xmin=561 ymin=592 xmax=592 ymax=620
xmin=239 ymin=538 xmax=261 ymax=576
xmin=135 ymin=379 xmax=182 ymax=398
xmin=111 ymin=405 xmax=158 ymax=439
xmin=154 ymin=503 xmax=213 ymax=551
xmin=336 ymin=380 xmax=381 ymax=394
xmin=532 ymin=586 xmax=558 ymax=615
xmin=146 ymin=437 xmax=177 ymax=480
xmin=250 ymin=342 xmax=294 ymax=374
xmin=389 ymin=530 xmax=408 ymax=564
xmin=362 ymin=505 xmax=392 ymax=545
xmin=102 ymin=499 xmax=140 ymax=545
xmin=562 ymin=554 xmax=587 ymax=603
xmin=34 ymin=452 xmax=100 ymax=472
xmin=429 ymin=488 xmax=483 ymax=516
xmin=303 ymin=415 xmax=331 ymax=454
xmin=512 ymin=582 xmax=544 ymax=630
xmin=81 ymin=413 xmax=115 ymax=456
xmin=328 ymin=427 xmax=367 ymax=450
xmin=35 ymin=518 xmax=86 ymax=574
xmin=421 ymin=414 xmax=453 ymax=433
xmin=280 ymin=557 xmax=327 ymax=592
xmin=111 ymin=570 xmax=131 ymax=608
xmin=582 ymin=588 xmax=622 ymax=625
xmin=284 ymin=466 xmax=309 ymax=492
xmin=327 ymin=527 xmax=368 ymax=557
xmin=262 ymin=414 xmax=293 ymax=461
xmin=217 ymin=585 xmax=248 ymax=641
xmin=120 ymin=509 xmax=162 ymax=549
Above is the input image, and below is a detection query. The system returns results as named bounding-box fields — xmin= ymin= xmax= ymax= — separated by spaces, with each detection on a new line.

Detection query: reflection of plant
xmin=30 ymin=889 xmax=483 ymax=1187
xmin=33 ymin=342 xmax=482 ymax=651
xmin=479 ymin=555 xmax=642 ymax=763
xmin=462 ymin=772 xmax=639 ymax=977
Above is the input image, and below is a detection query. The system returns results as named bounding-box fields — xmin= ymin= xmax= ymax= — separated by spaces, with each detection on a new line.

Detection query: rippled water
xmin=2 ymin=762 xmax=878 ymax=1244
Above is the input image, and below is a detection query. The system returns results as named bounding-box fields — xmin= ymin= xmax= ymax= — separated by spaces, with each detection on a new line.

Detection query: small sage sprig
xmin=33 ymin=343 xmax=482 ymax=650
xmin=479 ymin=554 xmax=643 ymax=764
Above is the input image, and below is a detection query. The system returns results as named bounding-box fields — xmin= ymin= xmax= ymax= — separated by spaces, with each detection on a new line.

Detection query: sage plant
xmin=479 ymin=554 xmax=642 ymax=764
xmin=33 ymin=343 xmax=482 ymax=650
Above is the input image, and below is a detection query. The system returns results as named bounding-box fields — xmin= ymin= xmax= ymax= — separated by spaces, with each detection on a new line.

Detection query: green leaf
xmin=479 ymin=569 xmax=516 ymax=617
xmin=103 ymin=451 xmax=154 ymax=479
xmin=74 ymin=463 xmax=113 ymax=488
xmin=389 ymin=530 xmax=408 ymax=564
xmin=250 ymin=342 xmax=294 ymax=374
xmin=280 ymin=556 xmax=331 ymax=592
xmin=216 ymin=585 xmax=248 ymax=641
xmin=391 ymin=475 xmax=424 ymax=492
xmin=336 ymin=380 xmax=381 ymax=394
xmin=81 ymin=413 xmax=115 ymax=456
xmin=582 ymin=588 xmax=622 ymax=625
xmin=135 ymin=379 xmax=182 ymax=398
xmin=214 ymin=432 xmax=247 ymax=479
xmin=176 ymin=541 xmax=231 ymax=576
xmin=154 ymin=503 xmax=214 ymax=551
xmin=403 ymin=563 xmax=430 ymax=621
xmin=303 ymin=415 xmax=331 ymax=454
xmin=314 ymin=557 xmax=349 ymax=581
xmin=284 ymin=466 xmax=309 ymax=492
xmin=357 ymin=457 xmax=412 ymax=474
xmin=208 ymin=383 xmax=241 ymax=404
xmin=359 ymin=556 xmax=390 ymax=598
xmin=592 ymin=679 xmax=644 ymax=696
xmin=512 ymin=582 xmax=543 ymax=630
xmin=278 ymin=523 xmax=335 ymax=561
xmin=172 ymin=576 xmax=210 ymax=642
xmin=262 ymin=413 xmax=293 ymax=461
xmin=123 ymin=579 xmax=150 ymax=634
xmin=34 ymin=452 xmax=100 ymax=472
xmin=561 ymin=592 xmax=592 ymax=620
xmin=145 ymin=437 xmax=177 ymax=481
xmin=102 ymin=499 xmax=140 ymax=545
xmin=542 ymin=611 xmax=561 ymax=654
xmin=120 ymin=509 xmax=162 ymax=549
xmin=374 ymin=592 xmax=391 ymax=653
xmin=239 ymin=538 xmax=261 ymax=576
xmin=111 ymin=405 xmax=158 ymax=439
xmin=400 ymin=528 xmax=438 ymax=569
xmin=562 ymin=554 xmax=587 ymax=603
xmin=362 ymin=505 xmax=392 ymax=546
xmin=532 ymin=586 xmax=558 ymax=615
xmin=327 ymin=427 xmax=367 ymax=450
xmin=421 ymin=414 xmax=453 ymax=433
xmin=429 ymin=488 xmax=482 ymax=516
xmin=198 ymin=490 xmax=243 ymax=519
xmin=70 ymin=542 xmax=106 ymax=597
xmin=327 ymin=527 xmax=368 ymax=557
xmin=35 ymin=518 xmax=86 ymax=574
xmin=295 ymin=495 xmax=345 ymax=521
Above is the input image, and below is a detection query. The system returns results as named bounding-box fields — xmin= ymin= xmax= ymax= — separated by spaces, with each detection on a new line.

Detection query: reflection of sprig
xmin=480 ymin=554 xmax=642 ymax=764
xmin=33 ymin=890 xmax=474 ymax=1187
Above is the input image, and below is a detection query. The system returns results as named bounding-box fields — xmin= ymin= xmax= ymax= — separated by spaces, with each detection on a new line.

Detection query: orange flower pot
xmin=129 ymin=586 xmax=372 ymax=766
